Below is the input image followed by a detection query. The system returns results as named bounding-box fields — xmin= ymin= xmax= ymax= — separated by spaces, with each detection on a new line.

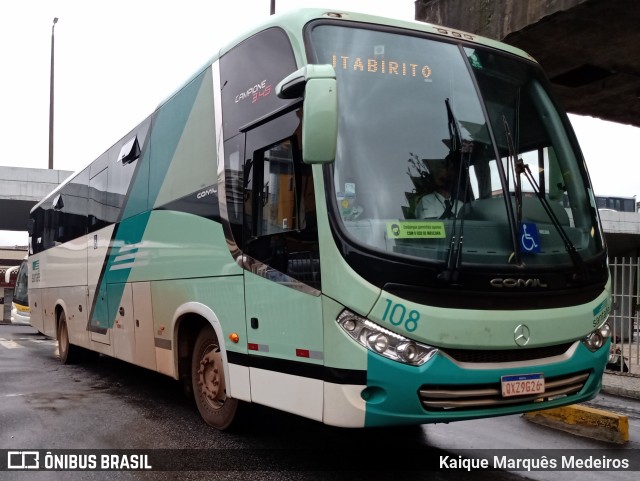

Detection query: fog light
xmin=591 ymin=332 xmax=603 ymax=349
xmin=582 ymin=321 xmax=611 ymax=352
xmin=584 ymin=332 xmax=603 ymax=351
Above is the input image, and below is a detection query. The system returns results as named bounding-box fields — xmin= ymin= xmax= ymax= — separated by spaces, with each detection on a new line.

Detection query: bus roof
xmin=217 ymin=8 xmax=535 ymax=62
xmin=32 ymin=8 xmax=536 ymax=214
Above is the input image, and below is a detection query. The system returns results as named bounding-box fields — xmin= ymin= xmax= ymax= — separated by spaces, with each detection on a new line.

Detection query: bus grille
xmin=441 ymin=343 xmax=573 ymax=364
xmin=418 ymin=371 xmax=589 ymax=411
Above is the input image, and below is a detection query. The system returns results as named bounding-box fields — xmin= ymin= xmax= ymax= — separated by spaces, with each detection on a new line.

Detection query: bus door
xmin=242 ymin=110 xmax=324 ymax=421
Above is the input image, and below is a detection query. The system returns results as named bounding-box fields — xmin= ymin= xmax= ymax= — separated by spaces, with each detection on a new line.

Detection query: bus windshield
xmin=308 ymin=24 xmax=603 ymax=268
xmin=13 ymin=259 xmax=28 ymax=307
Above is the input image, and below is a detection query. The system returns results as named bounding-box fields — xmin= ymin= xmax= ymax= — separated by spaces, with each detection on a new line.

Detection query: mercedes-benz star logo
xmin=514 ymin=324 xmax=531 ymax=347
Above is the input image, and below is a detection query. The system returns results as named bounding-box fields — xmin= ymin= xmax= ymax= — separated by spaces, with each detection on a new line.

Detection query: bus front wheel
xmin=191 ymin=326 xmax=238 ymax=430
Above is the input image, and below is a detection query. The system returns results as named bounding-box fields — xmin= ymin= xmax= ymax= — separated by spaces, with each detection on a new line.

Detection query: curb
xmin=524 ymin=405 xmax=629 ymax=444
xmin=602 ymin=372 xmax=640 ymax=400
xmin=602 ymin=384 xmax=640 ymax=400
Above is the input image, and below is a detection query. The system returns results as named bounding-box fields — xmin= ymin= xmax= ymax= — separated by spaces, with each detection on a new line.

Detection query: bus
xmin=595 ymin=195 xmax=636 ymax=213
xmin=28 ymin=8 xmax=611 ymax=429
xmin=1 ymin=264 xmax=18 ymax=319
xmin=12 ymin=258 xmax=30 ymax=324
xmin=561 ymin=194 xmax=637 ymax=213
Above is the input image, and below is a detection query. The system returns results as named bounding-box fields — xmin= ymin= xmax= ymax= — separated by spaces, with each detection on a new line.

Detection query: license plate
xmin=501 ymin=373 xmax=545 ymax=398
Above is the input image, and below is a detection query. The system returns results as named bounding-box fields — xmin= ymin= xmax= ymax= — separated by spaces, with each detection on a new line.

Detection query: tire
xmin=191 ymin=325 xmax=238 ymax=430
xmin=57 ymin=311 xmax=80 ymax=364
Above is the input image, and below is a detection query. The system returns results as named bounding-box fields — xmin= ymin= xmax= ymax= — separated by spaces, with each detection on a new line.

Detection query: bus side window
xmin=244 ymin=133 xmax=320 ymax=289
xmin=244 ymin=138 xmax=297 ymax=273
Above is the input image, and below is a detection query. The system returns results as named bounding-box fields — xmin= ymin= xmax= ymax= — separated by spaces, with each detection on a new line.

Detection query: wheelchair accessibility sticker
xmin=520 ymin=222 xmax=541 ymax=253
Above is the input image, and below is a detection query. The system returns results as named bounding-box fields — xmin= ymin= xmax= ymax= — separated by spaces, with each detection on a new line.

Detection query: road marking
xmin=0 ymin=339 xmax=22 ymax=349
xmin=17 ymin=337 xmax=55 ymax=344
xmin=0 ymin=337 xmax=55 ymax=349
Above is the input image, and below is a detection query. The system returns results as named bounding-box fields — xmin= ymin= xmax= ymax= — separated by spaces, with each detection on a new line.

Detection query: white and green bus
xmin=28 ymin=8 xmax=611 ymax=429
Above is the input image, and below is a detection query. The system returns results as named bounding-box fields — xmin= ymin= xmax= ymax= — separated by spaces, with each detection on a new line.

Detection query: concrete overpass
xmin=0 ymin=166 xmax=72 ymax=232
xmin=415 ymin=0 xmax=640 ymax=257
xmin=415 ymin=0 xmax=640 ymax=128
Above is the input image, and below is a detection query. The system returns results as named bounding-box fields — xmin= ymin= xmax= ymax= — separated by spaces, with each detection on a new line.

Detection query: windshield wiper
xmin=439 ymin=99 xmax=471 ymax=284
xmin=502 ymin=117 xmax=588 ymax=279
xmin=518 ymin=158 xmax=588 ymax=279
xmin=502 ymin=116 xmax=523 ymax=266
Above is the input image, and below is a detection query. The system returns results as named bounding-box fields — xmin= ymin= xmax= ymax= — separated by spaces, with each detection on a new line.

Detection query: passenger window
xmin=243 ymin=111 xmax=320 ymax=289
xmin=254 ymin=140 xmax=298 ymax=236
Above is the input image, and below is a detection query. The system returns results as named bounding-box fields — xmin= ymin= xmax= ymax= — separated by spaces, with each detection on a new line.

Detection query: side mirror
xmin=276 ymin=65 xmax=338 ymax=164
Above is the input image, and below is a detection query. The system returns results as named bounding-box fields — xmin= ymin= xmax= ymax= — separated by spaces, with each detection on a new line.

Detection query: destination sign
xmin=331 ymin=54 xmax=432 ymax=79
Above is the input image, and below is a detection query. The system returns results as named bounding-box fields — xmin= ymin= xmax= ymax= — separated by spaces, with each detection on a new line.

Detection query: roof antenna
xmin=270 ymin=0 xmax=275 ymax=15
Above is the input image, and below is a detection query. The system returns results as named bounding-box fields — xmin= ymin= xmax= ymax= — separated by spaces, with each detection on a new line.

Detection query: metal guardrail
xmin=608 ymin=258 xmax=640 ymax=375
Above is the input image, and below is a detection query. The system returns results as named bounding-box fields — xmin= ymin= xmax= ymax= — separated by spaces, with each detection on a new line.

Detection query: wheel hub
xmin=197 ymin=348 xmax=226 ymax=407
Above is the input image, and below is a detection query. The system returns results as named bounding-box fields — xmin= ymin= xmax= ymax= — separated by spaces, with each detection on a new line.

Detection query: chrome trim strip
xmin=242 ymin=253 xmax=321 ymax=297
xmin=418 ymin=372 xmax=589 ymax=409
xmin=420 ymin=384 xmax=584 ymax=409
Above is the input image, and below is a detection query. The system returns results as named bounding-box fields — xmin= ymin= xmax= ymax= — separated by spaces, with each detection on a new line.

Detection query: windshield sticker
xmin=344 ymin=182 xmax=356 ymax=197
xmin=387 ymin=221 xmax=445 ymax=239
xmin=331 ymin=54 xmax=432 ymax=80
xmin=520 ymin=222 xmax=541 ymax=253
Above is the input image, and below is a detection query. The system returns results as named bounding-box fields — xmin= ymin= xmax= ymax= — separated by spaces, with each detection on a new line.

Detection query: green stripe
xmin=96 ymin=71 xmax=206 ymax=329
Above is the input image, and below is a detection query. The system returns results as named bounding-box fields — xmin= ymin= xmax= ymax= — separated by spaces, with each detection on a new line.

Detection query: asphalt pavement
xmin=1 ymin=321 xmax=639 ymax=481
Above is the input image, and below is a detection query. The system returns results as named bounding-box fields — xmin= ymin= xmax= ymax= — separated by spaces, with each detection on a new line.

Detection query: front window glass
xmin=13 ymin=261 xmax=28 ymax=305
xmin=308 ymin=25 xmax=602 ymax=268
xmin=247 ymin=140 xmax=298 ymax=237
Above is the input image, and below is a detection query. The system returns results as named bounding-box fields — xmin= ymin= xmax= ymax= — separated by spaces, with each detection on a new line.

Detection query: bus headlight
xmin=337 ymin=310 xmax=437 ymax=366
xmin=368 ymin=333 xmax=389 ymax=353
xmin=582 ymin=321 xmax=612 ymax=352
xmin=397 ymin=341 xmax=420 ymax=363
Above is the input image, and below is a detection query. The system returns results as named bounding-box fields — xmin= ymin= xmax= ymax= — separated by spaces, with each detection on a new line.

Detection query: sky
xmin=1 ymin=0 xmax=638 ymax=246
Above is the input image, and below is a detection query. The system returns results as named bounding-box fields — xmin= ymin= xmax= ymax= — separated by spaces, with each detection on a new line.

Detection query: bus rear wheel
xmin=191 ymin=326 xmax=238 ymax=430
xmin=57 ymin=311 xmax=80 ymax=364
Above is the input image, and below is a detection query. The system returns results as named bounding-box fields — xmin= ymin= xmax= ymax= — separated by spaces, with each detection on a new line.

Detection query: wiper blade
xmin=440 ymin=99 xmax=461 ymax=283
xmin=517 ymin=159 xmax=589 ymax=279
xmin=439 ymin=99 xmax=472 ymax=284
xmin=502 ymin=116 xmax=523 ymax=265
xmin=502 ymin=116 xmax=588 ymax=278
